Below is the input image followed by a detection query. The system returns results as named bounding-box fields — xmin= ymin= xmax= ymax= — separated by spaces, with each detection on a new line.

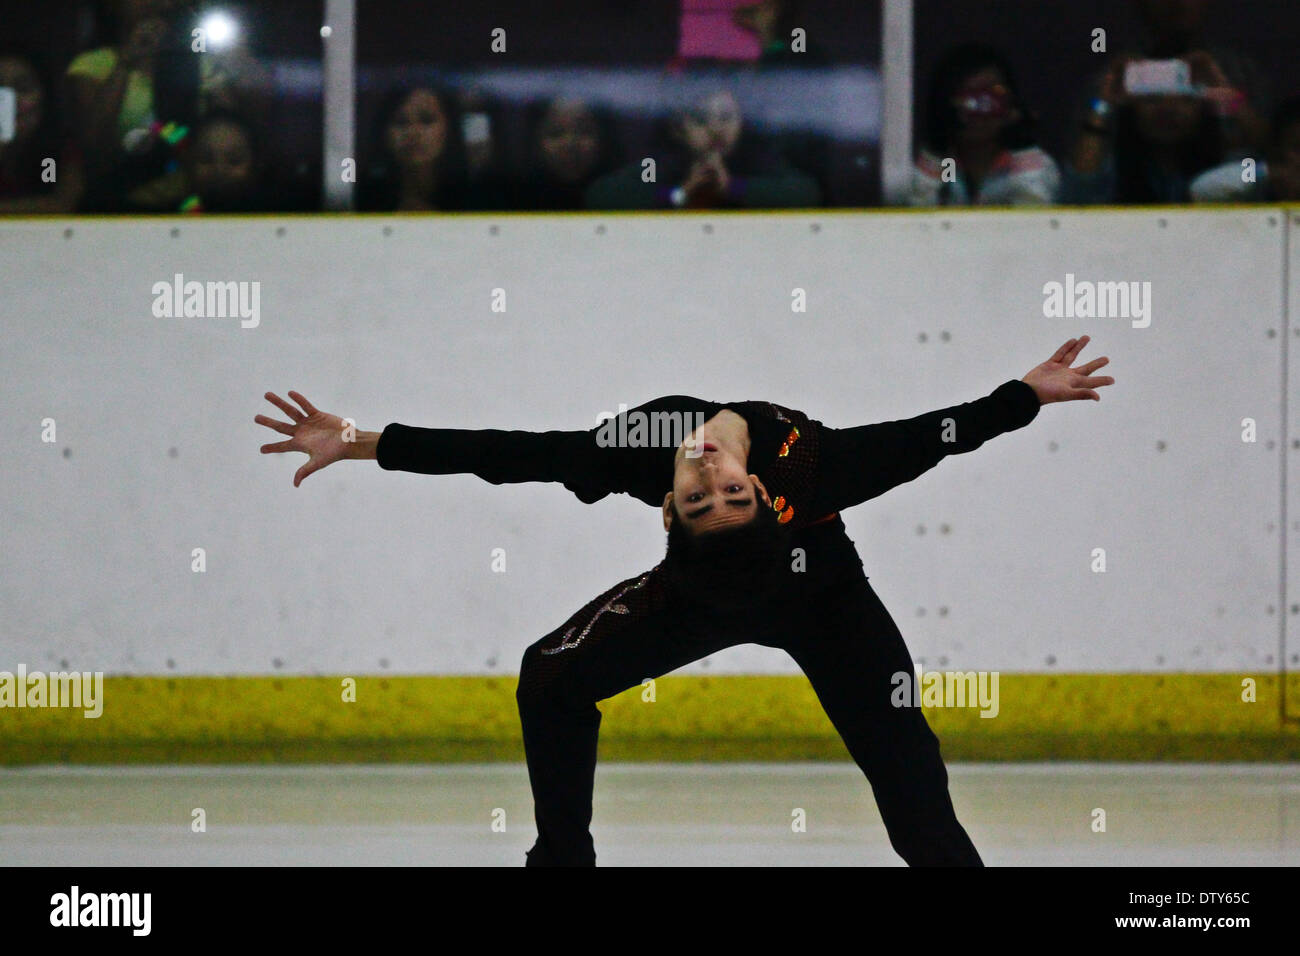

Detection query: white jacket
xmin=910 ymin=147 xmax=1062 ymax=206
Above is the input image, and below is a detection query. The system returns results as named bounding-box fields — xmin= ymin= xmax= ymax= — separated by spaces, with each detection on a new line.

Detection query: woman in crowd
xmin=514 ymin=96 xmax=623 ymax=210
xmin=911 ymin=42 xmax=1061 ymax=206
xmin=586 ymin=69 xmax=820 ymax=210
xmin=1065 ymin=53 xmax=1228 ymax=204
xmin=357 ymin=84 xmax=506 ymax=212
xmin=67 ymin=0 xmax=180 ymax=209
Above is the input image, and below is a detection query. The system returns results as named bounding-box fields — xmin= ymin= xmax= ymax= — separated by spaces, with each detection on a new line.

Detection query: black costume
xmin=376 ymin=380 xmax=1041 ymax=865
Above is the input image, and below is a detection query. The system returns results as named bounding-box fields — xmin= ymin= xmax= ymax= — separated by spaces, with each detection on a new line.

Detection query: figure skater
xmin=256 ymin=335 xmax=1114 ymax=866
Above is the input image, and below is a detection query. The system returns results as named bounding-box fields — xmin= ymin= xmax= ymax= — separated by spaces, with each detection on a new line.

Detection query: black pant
xmin=515 ymin=525 xmax=983 ymax=867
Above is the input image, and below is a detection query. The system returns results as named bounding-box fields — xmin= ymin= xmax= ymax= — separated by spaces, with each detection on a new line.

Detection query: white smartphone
xmin=0 ymin=87 xmax=16 ymax=143
xmin=1124 ymin=59 xmax=1195 ymax=96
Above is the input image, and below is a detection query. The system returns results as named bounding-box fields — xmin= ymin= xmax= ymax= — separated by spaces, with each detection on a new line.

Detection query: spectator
xmin=585 ymin=69 xmax=820 ymax=209
xmin=357 ymin=84 xmax=505 ymax=211
xmin=513 ymin=96 xmax=623 ymax=210
xmin=67 ymin=0 xmax=178 ymax=207
xmin=1065 ymin=53 xmax=1227 ymax=204
xmin=1128 ymin=0 xmax=1269 ymax=153
xmin=0 ymin=51 xmax=86 ymax=213
xmin=177 ymin=109 xmax=269 ymax=212
xmin=911 ymin=43 xmax=1060 ymax=206
xmin=738 ymin=0 xmax=835 ymax=203
xmin=67 ymin=1 xmax=279 ymax=211
xmin=166 ymin=4 xmax=308 ymax=210
xmin=1192 ymin=95 xmax=1300 ymax=201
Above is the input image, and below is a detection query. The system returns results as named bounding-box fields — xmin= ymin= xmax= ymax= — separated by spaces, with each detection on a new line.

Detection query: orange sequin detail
xmin=771 ymin=421 xmax=802 ymax=522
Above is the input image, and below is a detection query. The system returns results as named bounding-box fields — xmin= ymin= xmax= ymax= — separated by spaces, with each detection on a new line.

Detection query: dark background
xmin=355 ymin=0 xmax=881 ymax=66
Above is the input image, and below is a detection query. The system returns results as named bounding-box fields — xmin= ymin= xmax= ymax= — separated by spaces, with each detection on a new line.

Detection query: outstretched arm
xmin=255 ymin=390 xmax=610 ymax=498
xmin=815 ymin=336 xmax=1114 ymax=513
xmin=255 ymin=391 xmax=708 ymax=505
xmin=370 ymin=421 xmax=613 ymax=502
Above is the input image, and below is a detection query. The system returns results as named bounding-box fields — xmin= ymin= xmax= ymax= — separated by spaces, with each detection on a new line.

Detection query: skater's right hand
xmin=256 ymin=390 xmax=354 ymax=487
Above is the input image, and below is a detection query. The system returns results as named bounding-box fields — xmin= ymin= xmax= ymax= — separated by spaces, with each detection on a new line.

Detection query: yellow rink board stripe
xmin=2 ymin=674 xmax=1298 ymax=764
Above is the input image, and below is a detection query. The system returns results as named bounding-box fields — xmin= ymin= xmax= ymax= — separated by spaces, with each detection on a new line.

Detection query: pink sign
xmin=678 ymin=0 xmax=763 ymax=61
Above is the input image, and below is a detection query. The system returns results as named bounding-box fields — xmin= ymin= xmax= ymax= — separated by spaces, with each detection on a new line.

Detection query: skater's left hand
xmin=1021 ymin=335 xmax=1115 ymax=404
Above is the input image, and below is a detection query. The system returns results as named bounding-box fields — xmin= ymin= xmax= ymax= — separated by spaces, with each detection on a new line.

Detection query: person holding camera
xmin=1064 ymin=1 xmax=1268 ymax=205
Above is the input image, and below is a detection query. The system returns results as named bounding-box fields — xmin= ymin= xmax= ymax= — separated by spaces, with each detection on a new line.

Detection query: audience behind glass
xmin=0 ymin=0 xmax=1295 ymax=213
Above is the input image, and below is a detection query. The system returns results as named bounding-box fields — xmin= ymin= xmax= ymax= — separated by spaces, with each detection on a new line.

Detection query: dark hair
xmin=184 ymin=108 xmax=269 ymax=211
xmin=357 ymin=83 xmax=470 ymax=211
xmin=1111 ymin=98 xmax=1225 ymax=203
xmin=662 ymin=491 xmax=791 ymax=611
xmin=517 ymin=95 xmax=624 ymax=207
xmin=923 ymin=42 xmax=1039 ymax=154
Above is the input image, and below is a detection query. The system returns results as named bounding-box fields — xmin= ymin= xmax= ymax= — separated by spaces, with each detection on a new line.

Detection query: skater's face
xmin=666 ymin=442 xmax=771 ymax=536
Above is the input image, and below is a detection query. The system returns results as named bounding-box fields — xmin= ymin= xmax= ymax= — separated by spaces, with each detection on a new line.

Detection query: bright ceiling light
xmin=200 ymin=12 xmax=238 ymax=50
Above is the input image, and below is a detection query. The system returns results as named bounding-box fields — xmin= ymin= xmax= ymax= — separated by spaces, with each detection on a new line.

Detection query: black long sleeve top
xmin=374 ymin=380 xmax=1042 ymax=528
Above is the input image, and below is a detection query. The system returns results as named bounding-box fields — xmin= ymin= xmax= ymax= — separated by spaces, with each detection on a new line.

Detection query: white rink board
xmin=1288 ymin=208 xmax=1300 ymax=678
xmin=0 ymin=210 xmax=1287 ymax=674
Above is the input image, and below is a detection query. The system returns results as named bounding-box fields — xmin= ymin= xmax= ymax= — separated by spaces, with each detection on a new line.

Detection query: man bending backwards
xmin=256 ymin=335 xmax=1114 ymax=866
